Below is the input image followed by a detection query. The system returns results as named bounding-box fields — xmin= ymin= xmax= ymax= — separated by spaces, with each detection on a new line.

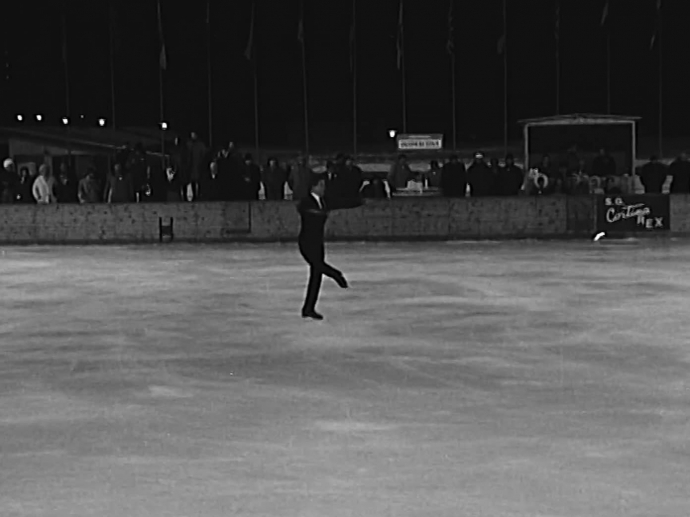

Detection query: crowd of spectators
xmin=1 ymin=134 xmax=689 ymax=205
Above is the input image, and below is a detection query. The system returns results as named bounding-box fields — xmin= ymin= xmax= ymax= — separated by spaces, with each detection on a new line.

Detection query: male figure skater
xmin=297 ymin=173 xmax=361 ymax=320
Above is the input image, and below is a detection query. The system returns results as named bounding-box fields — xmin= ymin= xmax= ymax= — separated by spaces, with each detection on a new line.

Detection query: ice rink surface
xmin=1 ymin=239 xmax=689 ymax=517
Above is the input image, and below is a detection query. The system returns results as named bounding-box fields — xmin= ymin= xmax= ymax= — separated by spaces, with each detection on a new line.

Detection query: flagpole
xmin=606 ymin=34 xmax=611 ymax=114
xmin=298 ymin=0 xmax=310 ymax=157
xmin=159 ymin=65 xmax=165 ymax=166
xmin=108 ymin=1 xmax=116 ymax=128
xmin=400 ymin=0 xmax=407 ymax=134
xmin=206 ymin=0 xmax=213 ymax=148
xmin=555 ymin=0 xmax=560 ymax=115
xmin=658 ymin=4 xmax=663 ymax=158
xmin=61 ymin=9 xmax=72 ymax=162
xmin=352 ymin=0 xmax=358 ymax=157
xmin=448 ymin=0 xmax=456 ymax=152
xmin=502 ymin=0 xmax=508 ymax=154
xmin=61 ymin=14 xmax=70 ymax=121
xmin=450 ymin=52 xmax=456 ymax=152
xmin=157 ymin=0 xmax=165 ymax=167
xmin=245 ymin=0 xmax=260 ymax=161
xmin=253 ymin=64 xmax=260 ymax=161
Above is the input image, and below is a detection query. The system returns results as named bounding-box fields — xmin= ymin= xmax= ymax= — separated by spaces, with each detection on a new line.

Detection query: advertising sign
xmin=596 ymin=195 xmax=670 ymax=233
xmin=396 ymin=134 xmax=443 ymax=151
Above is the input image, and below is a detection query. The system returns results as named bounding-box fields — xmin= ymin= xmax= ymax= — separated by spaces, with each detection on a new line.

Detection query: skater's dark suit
xmin=297 ymin=174 xmax=362 ymax=320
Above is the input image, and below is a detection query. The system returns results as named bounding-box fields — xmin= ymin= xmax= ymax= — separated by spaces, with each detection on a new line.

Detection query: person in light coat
xmin=32 ymin=165 xmax=56 ymax=204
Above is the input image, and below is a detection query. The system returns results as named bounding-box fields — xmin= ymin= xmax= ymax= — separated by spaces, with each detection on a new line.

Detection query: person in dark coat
xmin=467 ymin=152 xmax=494 ymax=197
xmin=288 ymin=156 xmax=314 ymax=202
xmin=239 ymin=154 xmax=262 ymax=200
xmin=489 ymin=158 xmax=502 ymax=195
xmin=669 ymin=153 xmax=690 ymax=194
xmin=496 ymin=154 xmax=524 ymax=196
xmin=55 ymin=170 xmax=79 ymax=203
xmin=104 ymin=164 xmax=134 ymax=203
xmin=339 ymin=156 xmax=364 ymax=199
xmin=15 ymin=167 xmax=35 ymax=203
xmin=187 ymin=132 xmax=207 ymax=201
xmin=170 ymin=137 xmax=188 ymax=183
xmin=262 ymin=157 xmax=288 ymax=200
xmin=440 ymin=155 xmax=467 ymax=197
xmin=199 ymin=160 xmax=228 ymax=201
xmin=425 ymin=160 xmax=443 ymax=188
xmin=639 ymin=156 xmax=668 ymax=194
xmin=163 ymin=167 xmax=184 ymax=202
xmin=297 ymin=174 xmax=362 ymax=320
xmin=592 ymin=148 xmax=617 ymax=177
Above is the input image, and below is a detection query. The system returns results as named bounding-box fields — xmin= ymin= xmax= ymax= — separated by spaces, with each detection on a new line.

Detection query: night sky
xmin=1 ymin=0 xmax=688 ymax=149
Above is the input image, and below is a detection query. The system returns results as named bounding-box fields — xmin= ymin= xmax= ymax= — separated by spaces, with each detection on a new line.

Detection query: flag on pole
xmin=446 ymin=0 xmax=454 ymax=56
xmin=157 ymin=0 xmax=167 ymax=70
xmin=650 ymin=0 xmax=661 ymax=49
xmin=396 ymin=0 xmax=404 ymax=69
xmin=244 ymin=1 xmax=255 ymax=61
xmin=600 ymin=0 xmax=609 ymax=26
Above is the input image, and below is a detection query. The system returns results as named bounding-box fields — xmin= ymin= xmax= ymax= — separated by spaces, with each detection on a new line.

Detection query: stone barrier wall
xmin=0 ymin=195 xmax=683 ymax=245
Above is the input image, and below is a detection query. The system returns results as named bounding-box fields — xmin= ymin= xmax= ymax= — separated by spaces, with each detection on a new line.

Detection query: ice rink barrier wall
xmin=0 ymin=194 xmax=649 ymax=245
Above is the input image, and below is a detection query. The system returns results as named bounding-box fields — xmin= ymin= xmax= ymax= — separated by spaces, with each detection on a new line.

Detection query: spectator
xmin=32 ymin=165 xmax=55 ymax=204
xmin=218 ymin=141 xmax=242 ymax=200
xmin=604 ymin=176 xmax=623 ymax=195
xmin=440 ymin=154 xmax=467 ymax=197
xmin=262 ymin=157 xmax=287 ymax=200
xmin=387 ymin=154 xmax=413 ymax=193
xmin=16 ymin=167 xmax=35 ymax=203
xmin=199 ymin=160 xmax=227 ymax=201
xmin=115 ymin=143 xmax=131 ymax=168
xmin=489 ymin=158 xmax=501 ymax=195
xmin=187 ymin=131 xmax=207 ymax=201
xmin=496 ymin=154 xmax=523 ymax=196
xmin=361 ymin=177 xmax=389 ymax=199
xmin=669 ymin=153 xmax=690 ymax=194
xmin=78 ymin=168 xmax=102 ymax=203
xmin=163 ymin=167 xmax=184 ymax=202
xmin=129 ymin=143 xmax=148 ymax=200
xmin=565 ymin=144 xmax=581 ymax=173
xmin=239 ymin=153 xmax=262 ymax=201
xmin=592 ymin=148 xmax=617 ymax=177
xmin=467 ymin=152 xmax=493 ymax=197
xmin=552 ymin=162 xmax=569 ymax=194
xmin=0 ymin=174 xmax=14 ymax=203
xmin=341 ymin=156 xmax=363 ymax=198
xmin=639 ymin=156 xmax=668 ymax=194
xmin=171 ymin=137 xmax=188 ymax=183
xmin=536 ymin=154 xmax=555 ymax=179
xmin=288 ymin=155 xmax=314 ymax=202
xmin=1 ymin=158 xmax=17 ymax=202
xmin=55 ymin=170 xmax=79 ymax=203
xmin=104 ymin=164 xmax=134 ymax=203
xmin=425 ymin=160 xmax=443 ymax=188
